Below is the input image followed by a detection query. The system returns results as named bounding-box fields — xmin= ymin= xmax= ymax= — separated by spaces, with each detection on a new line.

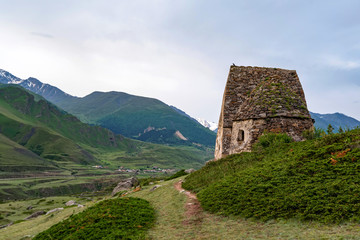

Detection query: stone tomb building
xmin=215 ymin=66 xmax=314 ymax=160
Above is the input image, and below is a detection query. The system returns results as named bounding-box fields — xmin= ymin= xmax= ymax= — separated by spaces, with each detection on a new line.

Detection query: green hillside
xmin=56 ymin=91 xmax=216 ymax=147
xmin=0 ymin=86 xmax=126 ymax=169
xmin=183 ymin=129 xmax=360 ymax=223
xmin=0 ymin=133 xmax=58 ymax=174
xmin=0 ymin=86 xmax=213 ymax=171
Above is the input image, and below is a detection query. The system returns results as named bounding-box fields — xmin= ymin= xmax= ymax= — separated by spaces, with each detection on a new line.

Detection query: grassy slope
xmin=0 ymin=196 xmax=90 ymax=226
xmin=0 ymin=198 xmax=93 ymax=240
xmin=0 ymin=86 xmax=213 ymax=170
xmin=129 ymin=178 xmax=360 ymax=239
xmin=0 ymin=86 xmax=133 ymax=150
xmin=57 ymin=91 xmax=216 ymax=147
xmin=0 ymin=133 xmax=58 ymax=173
xmin=3 ymin=177 xmax=360 ymax=239
xmin=184 ymin=129 xmax=360 ymax=223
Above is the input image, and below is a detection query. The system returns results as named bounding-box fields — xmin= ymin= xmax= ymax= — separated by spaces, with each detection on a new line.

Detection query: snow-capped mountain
xmin=0 ymin=69 xmax=76 ymax=104
xmin=196 ymin=118 xmax=218 ymax=132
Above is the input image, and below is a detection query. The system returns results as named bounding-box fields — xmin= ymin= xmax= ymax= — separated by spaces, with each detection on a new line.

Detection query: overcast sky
xmin=0 ymin=0 xmax=359 ymax=122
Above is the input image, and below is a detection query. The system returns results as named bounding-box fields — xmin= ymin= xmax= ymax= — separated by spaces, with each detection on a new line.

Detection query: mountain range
xmin=0 ymin=84 xmax=214 ymax=177
xmin=1 ymin=68 xmax=359 ymax=146
xmin=0 ymin=69 xmax=216 ymax=147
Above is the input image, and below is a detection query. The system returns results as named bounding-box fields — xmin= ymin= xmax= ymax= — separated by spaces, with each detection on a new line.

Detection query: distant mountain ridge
xmin=0 ymin=69 xmax=76 ymax=104
xmin=310 ymin=112 xmax=360 ymax=132
xmin=0 ymin=69 xmax=216 ymax=147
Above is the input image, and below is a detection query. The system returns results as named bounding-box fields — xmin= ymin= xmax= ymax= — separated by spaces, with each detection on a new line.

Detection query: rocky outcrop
xmin=111 ymin=177 xmax=139 ymax=196
xmin=65 ymin=200 xmax=76 ymax=206
xmin=150 ymin=185 xmax=162 ymax=191
xmin=24 ymin=210 xmax=46 ymax=220
xmin=46 ymin=208 xmax=64 ymax=215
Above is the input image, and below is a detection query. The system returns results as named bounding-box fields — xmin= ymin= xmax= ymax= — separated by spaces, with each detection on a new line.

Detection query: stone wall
xmin=230 ymin=117 xmax=314 ymax=154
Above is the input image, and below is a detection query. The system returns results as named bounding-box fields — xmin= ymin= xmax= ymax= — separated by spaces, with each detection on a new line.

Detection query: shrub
xmin=166 ymin=169 xmax=188 ymax=180
xmin=33 ymin=197 xmax=155 ymax=240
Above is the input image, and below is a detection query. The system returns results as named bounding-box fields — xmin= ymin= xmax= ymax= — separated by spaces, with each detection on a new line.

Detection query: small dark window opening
xmin=238 ymin=130 xmax=245 ymax=142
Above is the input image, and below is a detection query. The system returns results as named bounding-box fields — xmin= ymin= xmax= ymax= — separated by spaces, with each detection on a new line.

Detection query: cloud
xmin=323 ymin=55 xmax=360 ymax=70
xmin=0 ymin=0 xmax=359 ymax=122
xmin=30 ymin=32 xmax=54 ymax=39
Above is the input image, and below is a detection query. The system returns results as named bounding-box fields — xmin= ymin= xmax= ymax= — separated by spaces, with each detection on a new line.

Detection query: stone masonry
xmin=215 ymin=66 xmax=314 ymax=160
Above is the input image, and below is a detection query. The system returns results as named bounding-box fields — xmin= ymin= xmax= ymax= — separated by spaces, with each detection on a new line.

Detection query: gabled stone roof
xmin=234 ymin=73 xmax=311 ymax=120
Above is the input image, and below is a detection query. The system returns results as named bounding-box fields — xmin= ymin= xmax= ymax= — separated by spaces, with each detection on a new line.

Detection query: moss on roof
xmin=235 ymin=75 xmax=311 ymax=120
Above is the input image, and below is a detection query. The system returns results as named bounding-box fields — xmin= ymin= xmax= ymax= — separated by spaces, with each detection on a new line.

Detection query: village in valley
xmin=92 ymin=165 xmax=177 ymax=174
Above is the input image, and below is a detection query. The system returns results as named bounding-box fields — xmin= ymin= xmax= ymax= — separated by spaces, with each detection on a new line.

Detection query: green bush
xmin=254 ymin=132 xmax=292 ymax=150
xmin=166 ymin=169 xmax=188 ymax=180
xmin=33 ymin=197 xmax=155 ymax=240
xmin=184 ymin=130 xmax=360 ymax=223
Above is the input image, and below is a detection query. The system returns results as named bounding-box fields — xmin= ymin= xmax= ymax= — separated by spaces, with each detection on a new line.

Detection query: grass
xmin=0 ymin=200 xmax=92 ymax=240
xmin=184 ymin=130 xmax=360 ymax=223
xmin=3 ymin=177 xmax=360 ymax=239
xmin=129 ymin=178 xmax=191 ymax=239
xmin=166 ymin=169 xmax=188 ymax=180
xmin=0 ymin=174 xmax=131 ymax=201
xmin=0 ymin=196 xmax=89 ymax=226
xmin=98 ymin=143 xmax=213 ymax=170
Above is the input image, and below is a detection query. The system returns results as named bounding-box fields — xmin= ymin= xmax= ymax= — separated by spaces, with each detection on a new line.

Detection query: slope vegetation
xmin=183 ymin=129 xmax=360 ymax=223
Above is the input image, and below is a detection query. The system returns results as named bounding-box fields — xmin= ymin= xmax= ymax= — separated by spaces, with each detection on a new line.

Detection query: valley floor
xmin=2 ymin=177 xmax=360 ymax=239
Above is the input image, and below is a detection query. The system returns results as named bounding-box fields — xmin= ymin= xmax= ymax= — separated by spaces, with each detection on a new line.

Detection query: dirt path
xmin=174 ymin=180 xmax=203 ymax=225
